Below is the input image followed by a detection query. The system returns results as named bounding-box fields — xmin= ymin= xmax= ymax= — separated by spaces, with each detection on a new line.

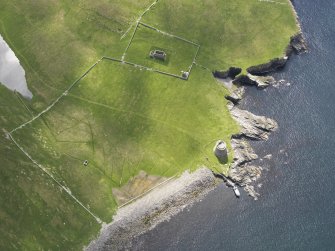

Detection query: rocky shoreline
xmin=224 ymin=94 xmax=278 ymax=199
xmin=226 ymin=101 xmax=277 ymax=199
xmin=216 ymin=31 xmax=307 ymax=199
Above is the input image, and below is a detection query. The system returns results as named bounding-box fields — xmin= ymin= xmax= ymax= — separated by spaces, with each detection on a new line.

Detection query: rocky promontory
xmin=87 ymin=14 xmax=308 ymax=250
xmin=233 ymin=74 xmax=276 ymax=89
xmin=246 ymin=57 xmax=288 ymax=76
xmin=246 ymin=32 xmax=307 ymax=76
xmin=286 ymin=32 xmax=308 ymax=56
xmin=230 ymin=138 xmax=258 ymax=168
xmin=229 ymin=106 xmax=278 ymax=141
xmin=225 ymin=86 xmax=245 ymax=104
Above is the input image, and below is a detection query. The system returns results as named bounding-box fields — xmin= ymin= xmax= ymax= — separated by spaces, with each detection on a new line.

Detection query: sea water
xmin=135 ymin=1 xmax=335 ymax=250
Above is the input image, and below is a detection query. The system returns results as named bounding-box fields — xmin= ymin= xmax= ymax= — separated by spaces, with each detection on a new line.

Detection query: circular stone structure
xmin=213 ymin=140 xmax=228 ymax=163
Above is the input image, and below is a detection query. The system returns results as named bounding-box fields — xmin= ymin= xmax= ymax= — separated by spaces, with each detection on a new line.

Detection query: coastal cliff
xmin=220 ymin=31 xmax=307 ymax=199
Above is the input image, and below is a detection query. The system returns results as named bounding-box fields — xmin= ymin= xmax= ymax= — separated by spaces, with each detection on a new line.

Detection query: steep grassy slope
xmin=0 ymin=0 xmax=298 ymax=249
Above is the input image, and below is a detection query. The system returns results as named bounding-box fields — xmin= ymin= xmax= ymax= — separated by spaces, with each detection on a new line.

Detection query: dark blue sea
xmin=135 ymin=1 xmax=335 ymax=250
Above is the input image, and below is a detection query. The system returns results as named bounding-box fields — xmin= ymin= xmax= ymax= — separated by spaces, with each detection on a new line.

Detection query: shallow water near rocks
xmin=134 ymin=1 xmax=335 ymax=250
xmin=0 ymin=34 xmax=32 ymax=99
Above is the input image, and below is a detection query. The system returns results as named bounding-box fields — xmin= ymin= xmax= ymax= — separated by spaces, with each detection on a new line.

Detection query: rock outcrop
xmin=233 ymin=74 xmax=276 ymax=89
xmin=213 ymin=67 xmax=242 ymax=79
xmin=227 ymin=103 xmax=278 ymax=199
xmin=230 ymin=165 xmax=262 ymax=187
xmin=246 ymin=57 xmax=288 ymax=75
xmin=247 ymin=74 xmax=276 ymax=88
xmin=225 ymin=86 xmax=245 ymax=104
xmin=230 ymin=107 xmax=278 ymax=141
xmin=286 ymin=32 xmax=308 ymax=56
xmin=229 ymin=138 xmax=263 ymax=200
xmin=233 ymin=75 xmax=254 ymax=86
xmin=230 ymin=138 xmax=258 ymax=168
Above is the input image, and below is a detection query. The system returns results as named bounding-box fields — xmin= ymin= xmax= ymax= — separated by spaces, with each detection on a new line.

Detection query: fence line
xmin=11 ymin=53 xmax=190 ymax=135
xmin=7 ymin=55 xmax=187 ymax=223
xmin=193 ymin=62 xmax=211 ymax=71
xmin=14 ymin=91 xmax=34 ymax=117
xmin=118 ymin=174 xmax=177 ymax=209
xmin=121 ymin=21 xmax=140 ymax=61
xmin=139 ymin=22 xmax=200 ymax=47
xmin=120 ymin=0 xmax=159 ymax=40
xmin=103 ymin=56 xmax=186 ymax=80
xmin=187 ymin=45 xmax=201 ymax=77
xmin=10 ymin=58 xmax=103 ymax=134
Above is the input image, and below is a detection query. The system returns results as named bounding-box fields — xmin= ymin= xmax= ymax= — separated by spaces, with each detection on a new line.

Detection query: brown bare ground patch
xmin=112 ymin=170 xmax=167 ymax=205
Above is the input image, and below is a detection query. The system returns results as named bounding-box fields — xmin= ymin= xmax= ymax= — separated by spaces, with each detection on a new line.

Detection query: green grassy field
xmin=12 ymin=59 xmax=237 ymax=223
xmin=0 ymin=0 xmax=298 ymax=249
xmin=0 ymin=142 xmax=100 ymax=250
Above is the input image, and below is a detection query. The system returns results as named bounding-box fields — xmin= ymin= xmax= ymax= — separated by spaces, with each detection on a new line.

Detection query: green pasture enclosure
xmin=125 ymin=22 xmax=199 ymax=76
